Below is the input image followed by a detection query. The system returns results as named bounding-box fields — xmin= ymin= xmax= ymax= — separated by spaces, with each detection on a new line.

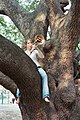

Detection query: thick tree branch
xmin=0 ymin=72 xmax=17 ymax=95
xmin=0 ymin=0 xmax=48 ymax=39
xmin=44 ymin=0 xmax=80 ymax=105
xmin=0 ymin=35 xmax=42 ymax=106
xmin=0 ymin=1 xmax=5 ymax=11
xmin=0 ymin=35 xmax=53 ymax=120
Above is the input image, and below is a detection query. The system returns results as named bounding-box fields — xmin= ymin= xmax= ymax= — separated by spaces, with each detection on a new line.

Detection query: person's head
xmin=26 ymin=39 xmax=33 ymax=50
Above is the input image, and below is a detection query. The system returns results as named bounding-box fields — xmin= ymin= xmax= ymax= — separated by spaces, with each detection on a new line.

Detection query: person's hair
xmin=22 ymin=39 xmax=33 ymax=48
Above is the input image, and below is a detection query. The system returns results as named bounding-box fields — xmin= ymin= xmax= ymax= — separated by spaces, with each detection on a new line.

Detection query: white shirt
xmin=25 ymin=49 xmax=41 ymax=67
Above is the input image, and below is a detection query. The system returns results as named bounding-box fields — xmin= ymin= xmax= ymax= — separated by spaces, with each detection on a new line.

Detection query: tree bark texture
xmin=0 ymin=0 xmax=80 ymax=120
xmin=0 ymin=72 xmax=17 ymax=95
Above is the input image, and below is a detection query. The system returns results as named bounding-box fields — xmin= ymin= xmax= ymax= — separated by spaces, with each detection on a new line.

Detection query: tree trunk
xmin=0 ymin=0 xmax=80 ymax=120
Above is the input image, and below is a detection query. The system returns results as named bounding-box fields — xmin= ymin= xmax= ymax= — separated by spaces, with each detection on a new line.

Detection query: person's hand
xmin=32 ymin=44 xmax=38 ymax=50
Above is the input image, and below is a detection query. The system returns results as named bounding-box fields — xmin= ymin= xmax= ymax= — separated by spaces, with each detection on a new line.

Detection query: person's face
xmin=27 ymin=40 xmax=33 ymax=50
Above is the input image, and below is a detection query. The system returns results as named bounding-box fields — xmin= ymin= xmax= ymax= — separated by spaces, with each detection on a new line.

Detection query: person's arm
xmin=32 ymin=45 xmax=44 ymax=59
xmin=36 ymin=47 xmax=44 ymax=59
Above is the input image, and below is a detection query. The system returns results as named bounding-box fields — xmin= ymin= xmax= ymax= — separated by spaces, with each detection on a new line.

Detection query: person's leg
xmin=16 ymin=97 xmax=20 ymax=104
xmin=16 ymin=88 xmax=21 ymax=104
xmin=38 ymin=68 xmax=50 ymax=102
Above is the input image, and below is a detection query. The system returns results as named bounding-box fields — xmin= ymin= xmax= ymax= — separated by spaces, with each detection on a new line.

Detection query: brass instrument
xmin=22 ymin=34 xmax=45 ymax=48
xmin=34 ymin=34 xmax=45 ymax=46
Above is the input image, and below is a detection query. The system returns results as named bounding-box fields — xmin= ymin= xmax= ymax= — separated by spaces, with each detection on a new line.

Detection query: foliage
xmin=0 ymin=16 xmax=25 ymax=47
xmin=0 ymin=0 xmax=40 ymax=47
xmin=16 ymin=0 xmax=40 ymax=12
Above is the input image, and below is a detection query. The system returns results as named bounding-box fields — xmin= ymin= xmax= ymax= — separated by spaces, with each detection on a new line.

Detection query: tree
xmin=0 ymin=16 xmax=25 ymax=46
xmin=0 ymin=0 xmax=80 ymax=119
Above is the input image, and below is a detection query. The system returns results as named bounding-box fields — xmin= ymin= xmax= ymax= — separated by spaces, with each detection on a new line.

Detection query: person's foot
xmin=16 ymin=98 xmax=20 ymax=104
xmin=44 ymin=97 xmax=50 ymax=103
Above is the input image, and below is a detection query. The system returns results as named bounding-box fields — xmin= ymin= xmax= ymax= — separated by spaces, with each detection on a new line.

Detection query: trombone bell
xmin=34 ymin=34 xmax=45 ymax=46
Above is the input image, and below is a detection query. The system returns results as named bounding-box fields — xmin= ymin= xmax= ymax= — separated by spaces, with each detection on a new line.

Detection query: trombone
xmin=22 ymin=34 xmax=45 ymax=48
xmin=33 ymin=34 xmax=45 ymax=47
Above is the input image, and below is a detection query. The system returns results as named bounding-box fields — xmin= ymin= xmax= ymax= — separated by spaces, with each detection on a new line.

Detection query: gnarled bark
xmin=0 ymin=0 xmax=80 ymax=120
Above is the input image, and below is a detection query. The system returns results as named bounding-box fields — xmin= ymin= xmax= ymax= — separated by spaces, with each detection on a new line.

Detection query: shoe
xmin=44 ymin=97 xmax=50 ymax=103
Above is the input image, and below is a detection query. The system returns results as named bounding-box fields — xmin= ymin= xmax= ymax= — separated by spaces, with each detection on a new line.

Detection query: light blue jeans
xmin=16 ymin=88 xmax=21 ymax=98
xmin=38 ymin=67 xmax=50 ymax=98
